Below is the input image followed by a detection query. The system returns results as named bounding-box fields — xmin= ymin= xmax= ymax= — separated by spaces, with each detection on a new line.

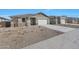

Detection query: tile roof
xmin=10 ymin=12 xmax=48 ymax=18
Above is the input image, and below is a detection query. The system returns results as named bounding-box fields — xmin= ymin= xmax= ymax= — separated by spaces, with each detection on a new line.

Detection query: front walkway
xmin=41 ymin=25 xmax=76 ymax=32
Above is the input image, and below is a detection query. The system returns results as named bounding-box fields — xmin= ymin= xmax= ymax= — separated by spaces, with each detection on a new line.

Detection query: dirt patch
xmin=0 ymin=26 xmax=63 ymax=49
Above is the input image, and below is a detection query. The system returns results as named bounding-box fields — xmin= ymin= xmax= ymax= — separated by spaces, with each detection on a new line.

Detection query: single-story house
xmin=0 ymin=17 xmax=11 ymax=27
xmin=10 ymin=12 xmax=62 ymax=27
xmin=59 ymin=16 xmax=79 ymax=24
xmin=10 ymin=12 xmax=50 ymax=27
xmin=10 ymin=12 xmax=79 ymax=27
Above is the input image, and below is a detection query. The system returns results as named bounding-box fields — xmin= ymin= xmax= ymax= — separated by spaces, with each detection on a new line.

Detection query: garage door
xmin=60 ymin=19 xmax=65 ymax=24
xmin=38 ymin=20 xmax=47 ymax=25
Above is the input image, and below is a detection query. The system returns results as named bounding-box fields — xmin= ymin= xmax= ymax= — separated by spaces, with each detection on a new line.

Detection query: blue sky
xmin=0 ymin=9 xmax=79 ymax=18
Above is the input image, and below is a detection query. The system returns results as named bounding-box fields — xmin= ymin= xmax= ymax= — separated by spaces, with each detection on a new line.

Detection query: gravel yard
xmin=0 ymin=26 xmax=63 ymax=49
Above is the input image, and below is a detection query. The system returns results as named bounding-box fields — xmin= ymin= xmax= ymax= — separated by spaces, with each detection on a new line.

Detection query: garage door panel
xmin=38 ymin=20 xmax=47 ymax=25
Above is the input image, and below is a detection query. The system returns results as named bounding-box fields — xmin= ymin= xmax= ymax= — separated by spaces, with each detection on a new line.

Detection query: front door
xmin=30 ymin=18 xmax=36 ymax=25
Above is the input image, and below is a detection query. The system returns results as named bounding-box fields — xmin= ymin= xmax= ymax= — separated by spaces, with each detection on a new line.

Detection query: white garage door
xmin=60 ymin=19 xmax=65 ymax=24
xmin=38 ymin=20 xmax=47 ymax=25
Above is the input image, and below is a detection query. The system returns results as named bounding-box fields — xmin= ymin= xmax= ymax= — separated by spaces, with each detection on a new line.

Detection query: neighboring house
xmin=10 ymin=12 xmax=79 ymax=27
xmin=61 ymin=16 xmax=79 ymax=24
xmin=0 ymin=17 xmax=11 ymax=27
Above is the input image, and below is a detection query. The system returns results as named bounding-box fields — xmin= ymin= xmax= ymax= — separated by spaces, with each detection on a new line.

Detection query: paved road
xmin=41 ymin=25 xmax=76 ymax=32
xmin=58 ymin=24 xmax=79 ymax=28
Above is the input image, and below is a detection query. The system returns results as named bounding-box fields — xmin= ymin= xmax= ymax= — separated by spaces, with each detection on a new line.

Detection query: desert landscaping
xmin=0 ymin=26 xmax=63 ymax=49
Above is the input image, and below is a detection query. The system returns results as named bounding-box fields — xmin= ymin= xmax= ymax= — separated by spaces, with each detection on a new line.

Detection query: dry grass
xmin=0 ymin=26 xmax=63 ymax=49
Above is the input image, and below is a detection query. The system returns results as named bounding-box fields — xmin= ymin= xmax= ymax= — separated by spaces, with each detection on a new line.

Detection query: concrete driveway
xmin=25 ymin=28 xmax=79 ymax=49
xmin=41 ymin=25 xmax=76 ymax=32
xmin=24 ymin=25 xmax=78 ymax=49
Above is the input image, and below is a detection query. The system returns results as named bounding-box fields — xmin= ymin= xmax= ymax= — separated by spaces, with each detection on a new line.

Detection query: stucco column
xmin=72 ymin=20 xmax=75 ymax=24
xmin=34 ymin=17 xmax=37 ymax=25
xmin=47 ymin=19 xmax=50 ymax=24
xmin=11 ymin=18 xmax=15 ymax=27
xmin=76 ymin=18 xmax=78 ymax=24
xmin=18 ymin=18 xmax=21 ymax=27
xmin=56 ymin=17 xmax=58 ymax=24
xmin=11 ymin=21 xmax=14 ymax=27
xmin=25 ymin=18 xmax=27 ymax=26
xmin=27 ymin=17 xmax=31 ymax=26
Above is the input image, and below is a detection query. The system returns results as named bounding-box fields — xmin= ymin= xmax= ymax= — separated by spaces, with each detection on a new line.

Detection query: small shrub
xmin=31 ymin=30 xmax=33 ymax=32
xmin=38 ymin=26 xmax=41 ymax=28
xmin=40 ymin=29 xmax=44 ymax=31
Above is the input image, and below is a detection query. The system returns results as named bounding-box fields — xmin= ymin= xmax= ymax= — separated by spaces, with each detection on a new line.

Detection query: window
xmin=50 ymin=18 xmax=56 ymax=24
xmin=22 ymin=18 xmax=25 ymax=22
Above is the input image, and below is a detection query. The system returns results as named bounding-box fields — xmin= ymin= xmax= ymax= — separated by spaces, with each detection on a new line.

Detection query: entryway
xmin=30 ymin=18 xmax=36 ymax=25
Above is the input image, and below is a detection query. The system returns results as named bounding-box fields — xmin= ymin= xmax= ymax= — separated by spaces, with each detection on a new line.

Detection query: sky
xmin=0 ymin=9 xmax=79 ymax=19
